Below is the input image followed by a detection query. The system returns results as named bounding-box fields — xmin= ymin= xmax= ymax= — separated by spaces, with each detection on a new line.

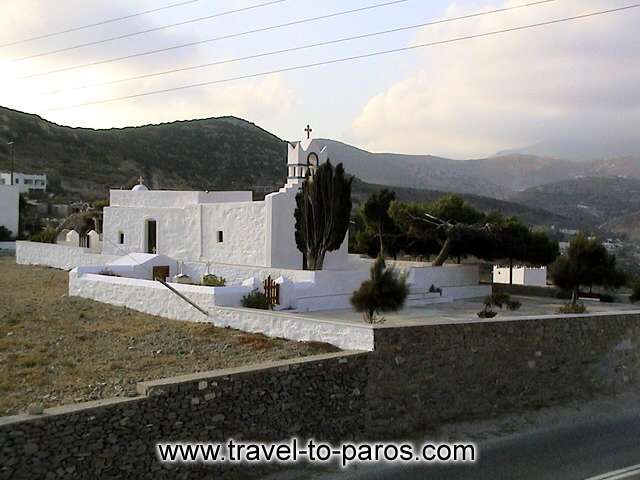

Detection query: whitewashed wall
xmin=493 ymin=266 xmax=547 ymax=287
xmin=102 ymin=205 xmax=200 ymax=259
xmin=181 ymin=261 xmax=317 ymax=285
xmin=69 ymin=271 xmax=374 ymax=351
xmin=201 ymin=202 xmax=267 ymax=266
xmin=264 ymin=180 xmax=350 ymax=270
xmin=0 ymin=185 xmax=19 ymax=237
xmin=16 ymin=241 xmax=119 ymax=270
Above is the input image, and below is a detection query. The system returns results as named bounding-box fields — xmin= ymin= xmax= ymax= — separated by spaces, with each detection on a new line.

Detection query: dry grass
xmin=0 ymin=256 xmax=338 ymax=416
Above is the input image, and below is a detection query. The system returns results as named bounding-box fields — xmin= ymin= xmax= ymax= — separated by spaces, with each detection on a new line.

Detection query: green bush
xmin=350 ymin=256 xmax=408 ymax=324
xmin=241 ymin=290 xmax=272 ymax=310
xmin=202 ymin=274 xmax=226 ymax=287
xmin=599 ymin=293 xmax=614 ymax=303
xmin=478 ymin=292 xmax=521 ymax=318
xmin=28 ymin=226 xmax=57 ymax=244
xmin=558 ymin=302 xmax=587 ymax=314
xmin=0 ymin=226 xmax=13 ymax=241
xmin=630 ymin=282 xmax=640 ymax=303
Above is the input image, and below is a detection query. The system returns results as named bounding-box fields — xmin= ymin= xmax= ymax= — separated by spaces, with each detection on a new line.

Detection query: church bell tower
xmin=287 ymin=125 xmax=328 ymax=181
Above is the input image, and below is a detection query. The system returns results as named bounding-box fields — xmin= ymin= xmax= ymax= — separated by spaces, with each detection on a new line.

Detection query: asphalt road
xmin=325 ymin=413 xmax=640 ymax=480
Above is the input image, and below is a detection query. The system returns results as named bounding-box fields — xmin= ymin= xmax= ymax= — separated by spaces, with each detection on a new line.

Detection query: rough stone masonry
xmin=2 ymin=312 xmax=640 ymax=479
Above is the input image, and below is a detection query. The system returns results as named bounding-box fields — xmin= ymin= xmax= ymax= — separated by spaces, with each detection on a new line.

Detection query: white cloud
xmin=350 ymin=0 xmax=640 ymax=158
xmin=0 ymin=0 xmax=299 ymax=132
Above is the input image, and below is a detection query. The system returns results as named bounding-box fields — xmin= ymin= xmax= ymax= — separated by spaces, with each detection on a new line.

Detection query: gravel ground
xmin=0 ymin=256 xmax=337 ymax=416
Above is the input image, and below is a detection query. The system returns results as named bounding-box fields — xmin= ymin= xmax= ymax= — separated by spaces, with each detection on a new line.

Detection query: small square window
xmin=217 ymin=231 xmax=224 ymax=243
xmin=119 ymin=232 xmax=125 ymax=244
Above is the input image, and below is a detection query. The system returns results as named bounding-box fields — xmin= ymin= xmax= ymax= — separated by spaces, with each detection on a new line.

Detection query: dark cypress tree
xmin=294 ymin=160 xmax=353 ymax=270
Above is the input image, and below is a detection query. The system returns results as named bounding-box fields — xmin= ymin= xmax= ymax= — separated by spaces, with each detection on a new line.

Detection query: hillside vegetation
xmin=510 ymin=177 xmax=640 ymax=227
xmin=0 ymin=107 xmax=287 ymax=200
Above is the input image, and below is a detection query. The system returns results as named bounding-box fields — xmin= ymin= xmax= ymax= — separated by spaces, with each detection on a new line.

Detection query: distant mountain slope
xmin=318 ymin=139 xmax=510 ymax=198
xmin=318 ymin=140 xmax=631 ymax=198
xmin=601 ymin=211 xmax=640 ymax=241
xmin=510 ymin=176 xmax=640 ymax=227
xmin=0 ymin=107 xmax=288 ymax=199
xmin=497 ymin=139 xmax=640 ymax=162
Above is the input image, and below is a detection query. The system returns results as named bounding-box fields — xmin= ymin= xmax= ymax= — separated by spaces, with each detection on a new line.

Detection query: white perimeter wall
xmin=493 ymin=266 xmax=547 ymax=287
xmin=0 ymin=185 xmax=19 ymax=237
xmin=69 ymin=271 xmax=374 ymax=351
xmin=16 ymin=241 xmax=120 ymax=270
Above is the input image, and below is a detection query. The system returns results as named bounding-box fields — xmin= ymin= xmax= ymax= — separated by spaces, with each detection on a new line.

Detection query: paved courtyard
xmin=297 ymin=296 xmax=640 ymax=327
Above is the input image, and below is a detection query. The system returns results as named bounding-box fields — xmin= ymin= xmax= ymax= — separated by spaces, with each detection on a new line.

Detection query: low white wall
xmin=181 ymin=261 xmax=318 ymax=286
xmin=493 ymin=266 xmax=547 ymax=287
xmin=16 ymin=241 xmax=120 ymax=271
xmin=407 ymin=264 xmax=480 ymax=290
xmin=69 ymin=271 xmax=374 ymax=351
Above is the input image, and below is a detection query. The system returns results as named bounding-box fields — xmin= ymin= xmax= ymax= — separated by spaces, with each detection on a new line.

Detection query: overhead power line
xmin=0 ymin=0 xmax=202 ymax=48
xmin=8 ymin=0 xmax=287 ymax=63
xmin=20 ymin=0 xmax=411 ymax=80
xmin=42 ymin=0 xmax=558 ymax=96
xmin=45 ymin=3 xmax=640 ymax=113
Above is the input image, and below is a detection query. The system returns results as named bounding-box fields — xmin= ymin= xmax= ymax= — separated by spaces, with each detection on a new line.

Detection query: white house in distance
xmin=493 ymin=265 xmax=548 ymax=287
xmin=101 ymin=138 xmax=347 ymax=271
xmin=0 ymin=172 xmax=47 ymax=194
xmin=0 ymin=184 xmax=19 ymax=238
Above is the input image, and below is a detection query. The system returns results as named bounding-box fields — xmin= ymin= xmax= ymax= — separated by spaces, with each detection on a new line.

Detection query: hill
xmin=510 ymin=176 xmax=640 ymax=228
xmin=0 ymin=107 xmax=288 ymax=200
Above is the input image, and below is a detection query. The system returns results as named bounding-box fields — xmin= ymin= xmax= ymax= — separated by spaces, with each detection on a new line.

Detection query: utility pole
xmin=7 ymin=141 xmax=15 ymax=186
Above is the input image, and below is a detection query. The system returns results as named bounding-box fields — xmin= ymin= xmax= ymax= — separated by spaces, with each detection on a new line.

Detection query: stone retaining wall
xmin=0 ymin=352 xmax=368 ymax=480
xmin=3 ymin=312 xmax=640 ymax=478
xmin=365 ymin=312 xmax=640 ymax=437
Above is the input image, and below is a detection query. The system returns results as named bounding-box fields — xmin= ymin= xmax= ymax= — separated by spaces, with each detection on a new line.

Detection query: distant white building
xmin=0 ymin=185 xmax=19 ymax=238
xmin=0 ymin=172 xmax=47 ymax=194
xmin=493 ymin=265 xmax=547 ymax=287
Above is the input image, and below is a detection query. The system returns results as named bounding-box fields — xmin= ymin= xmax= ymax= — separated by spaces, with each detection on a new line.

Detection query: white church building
xmin=101 ymin=138 xmax=347 ymax=272
xmin=16 ymin=132 xmax=489 ymax=348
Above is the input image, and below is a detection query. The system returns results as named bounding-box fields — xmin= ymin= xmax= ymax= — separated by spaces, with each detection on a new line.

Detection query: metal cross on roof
xmin=305 ymin=124 xmax=312 ymax=139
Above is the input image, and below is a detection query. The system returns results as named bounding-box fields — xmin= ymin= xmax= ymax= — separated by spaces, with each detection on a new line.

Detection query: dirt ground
xmin=0 ymin=256 xmax=337 ymax=416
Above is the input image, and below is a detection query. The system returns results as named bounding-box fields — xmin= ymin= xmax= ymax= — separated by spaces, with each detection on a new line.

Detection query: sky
xmin=0 ymin=0 xmax=638 ymax=159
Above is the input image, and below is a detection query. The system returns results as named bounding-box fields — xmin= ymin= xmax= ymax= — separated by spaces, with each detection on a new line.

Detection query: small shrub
xmin=478 ymin=292 xmax=522 ymax=318
xmin=630 ymin=282 xmax=640 ymax=303
xmin=29 ymin=226 xmax=57 ymax=244
xmin=97 ymin=269 xmax=120 ymax=277
xmin=558 ymin=302 xmax=587 ymax=314
xmin=599 ymin=293 xmax=614 ymax=303
xmin=350 ymin=256 xmax=408 ymax=324
xmin=241 ymin=290 xmax=272 ymax=310
xmin=429 ymin=284 xmax=443 ymax=296
xmin=202 ymin=274 xmax=226 ymax=287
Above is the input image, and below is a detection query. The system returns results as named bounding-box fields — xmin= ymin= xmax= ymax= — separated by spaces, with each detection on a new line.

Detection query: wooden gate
xmin=152 ymin=266 xmax=170 ymax=282
xmin=263 ymin=275 xmax=280 ymax=306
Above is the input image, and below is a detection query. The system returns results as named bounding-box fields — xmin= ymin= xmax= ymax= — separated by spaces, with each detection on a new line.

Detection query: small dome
xmin=132 ymin=184 xmax=148 ymax=192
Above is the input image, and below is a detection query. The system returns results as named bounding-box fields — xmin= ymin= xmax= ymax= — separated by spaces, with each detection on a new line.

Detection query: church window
xmin=217 ymin=231 xmax=224 ymax=243
xmin=119 ymin=232 xmax=125 ymax=244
